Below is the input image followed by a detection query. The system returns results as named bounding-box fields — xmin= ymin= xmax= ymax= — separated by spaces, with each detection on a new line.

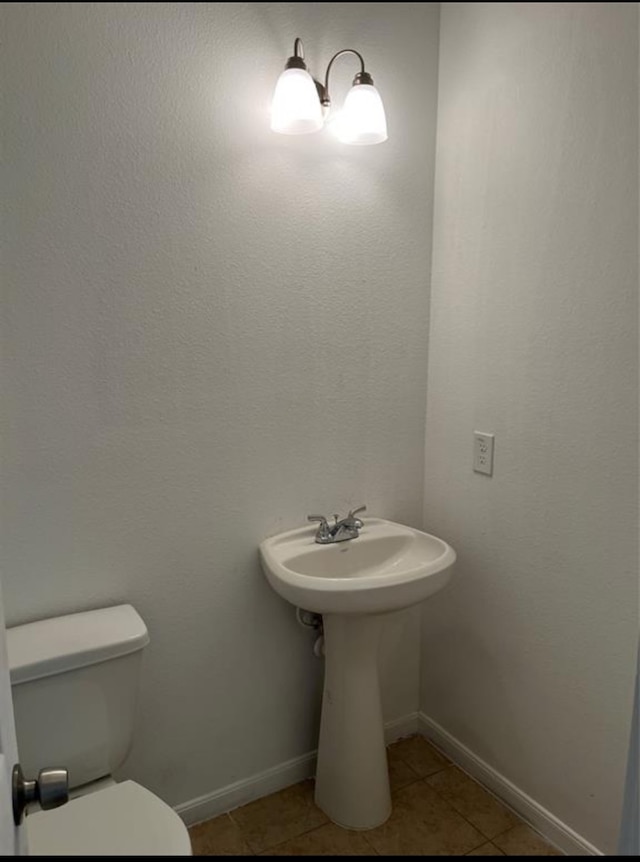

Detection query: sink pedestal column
xmin=314 ymin=613 xmax=391 ymax=830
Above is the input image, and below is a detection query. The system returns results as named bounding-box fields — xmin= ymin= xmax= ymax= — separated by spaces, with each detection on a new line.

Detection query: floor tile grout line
xmin=360 ymin=828 xmax=380 ymax=856
xmin=465 ymin=834 xmax=498 ymax=855
xmin=490 ymin=824 xmax=523 ymax=853
xmin=417 ymin=772 xmax=525 ymax=845
xmin=235 ymin=811 xmax=331 ymax=853
xmin=418 ymin=775 xmax=490 ymax=839
xmin=425 ymin=757 xmax=541 ymax=843
xmin=226 ymin=809 xmax=259 ymax=854
xmin=393 ymin=774 xmax=422 ymax=793
xmin=414 ymin=775 xmax=511 ymax=849
xmin=257 ymin=822 xmax=327 ymax=855
xmin=189 ymin=811 xmax=256 ymax=856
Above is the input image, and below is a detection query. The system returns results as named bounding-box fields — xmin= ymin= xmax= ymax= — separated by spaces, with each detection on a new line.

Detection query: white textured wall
xmin=422 ymin=2 xmax=638 ymax=853
xmin=1 ymin=2 xmax=439 ymax=807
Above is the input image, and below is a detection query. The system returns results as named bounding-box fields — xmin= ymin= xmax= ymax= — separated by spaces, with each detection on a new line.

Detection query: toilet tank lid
xmin=7 ymin=605 xmax=150 ymax=685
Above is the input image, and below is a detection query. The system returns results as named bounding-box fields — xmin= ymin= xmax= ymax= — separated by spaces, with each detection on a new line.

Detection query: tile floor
xmin=188 ymin=736 xmax=562 ymax=856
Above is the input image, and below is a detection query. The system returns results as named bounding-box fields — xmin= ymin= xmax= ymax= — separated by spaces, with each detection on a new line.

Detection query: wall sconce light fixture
xmin=271 ymin=38 xmax=388 ymax=145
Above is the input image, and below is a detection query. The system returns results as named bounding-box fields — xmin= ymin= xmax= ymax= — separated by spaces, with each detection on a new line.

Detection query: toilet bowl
xmin=7 ymin=605 xmax=191 ymax=856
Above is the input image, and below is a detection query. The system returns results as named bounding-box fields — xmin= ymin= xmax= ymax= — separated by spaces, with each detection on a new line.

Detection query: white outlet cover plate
xmin=473 ymin=432 xmax=494 ymax=476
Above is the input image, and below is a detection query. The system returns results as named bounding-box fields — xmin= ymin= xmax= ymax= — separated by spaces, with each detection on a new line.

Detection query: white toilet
xmin=7 ymin=604 xmax=192 ymax=856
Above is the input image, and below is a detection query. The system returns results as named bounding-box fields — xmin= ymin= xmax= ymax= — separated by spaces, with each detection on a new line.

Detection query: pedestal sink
xmin=259 ymin=517 xmax=455 ymax=830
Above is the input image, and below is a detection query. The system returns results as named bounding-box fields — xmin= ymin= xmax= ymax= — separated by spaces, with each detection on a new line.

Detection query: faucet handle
xmin=345 ymin=505 xmax=366 ymax=530
xmin=307 ymin=514 xmax=331 ymax=541
xmin=307 ymin=514 xmax=328 ymax=524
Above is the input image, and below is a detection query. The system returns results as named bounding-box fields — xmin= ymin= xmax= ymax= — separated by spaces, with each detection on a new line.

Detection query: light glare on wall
xmin=270 ymin=38 xmax=388 ymax=145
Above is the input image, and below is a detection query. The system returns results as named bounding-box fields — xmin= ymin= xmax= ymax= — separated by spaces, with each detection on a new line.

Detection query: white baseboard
xmin=417 ymin=711 xmax=603 ymax=856
xmin=176 ymin=711 xmax=420 ymax=827
xmin=175 ymin=749 xmax=317 ymax=827
xmin=383 ymin=710 xmax=420 ymax=744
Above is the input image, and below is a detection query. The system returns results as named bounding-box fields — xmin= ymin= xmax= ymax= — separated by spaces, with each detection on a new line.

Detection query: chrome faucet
xmin=307 ymin=506 xmax=366 ymax=544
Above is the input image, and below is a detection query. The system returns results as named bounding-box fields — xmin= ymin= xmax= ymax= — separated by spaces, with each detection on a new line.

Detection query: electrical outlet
xmin=473 ymin=432 xmax=494 ymax=476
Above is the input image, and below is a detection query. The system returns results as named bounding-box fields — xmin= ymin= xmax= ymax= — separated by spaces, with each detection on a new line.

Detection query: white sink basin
xmin=259 ymin=517 xmax=455 ymax=615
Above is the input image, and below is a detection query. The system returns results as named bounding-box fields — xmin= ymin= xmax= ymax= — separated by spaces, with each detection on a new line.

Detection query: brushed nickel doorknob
xmin=12 ymin=763 xmax=69 ymax=825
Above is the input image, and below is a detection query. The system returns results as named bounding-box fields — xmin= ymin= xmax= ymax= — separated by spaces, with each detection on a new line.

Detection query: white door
xmin=0 ymin=579 xmax=26 ymax=854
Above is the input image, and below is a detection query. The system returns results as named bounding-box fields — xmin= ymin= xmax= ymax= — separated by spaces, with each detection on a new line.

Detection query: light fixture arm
xmin=284 ymin=37 xmax=308 ymax=71
xmin=320 ymin=49 xmax=372 ymax=108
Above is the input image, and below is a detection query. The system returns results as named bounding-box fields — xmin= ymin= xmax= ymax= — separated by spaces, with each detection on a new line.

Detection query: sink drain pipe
xmin=295 ymin=607 xmax=324 ymax=658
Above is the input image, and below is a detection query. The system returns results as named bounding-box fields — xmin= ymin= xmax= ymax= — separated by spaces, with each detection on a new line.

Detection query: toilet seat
xmin=26 ymin=780 xmax=192 ymax=856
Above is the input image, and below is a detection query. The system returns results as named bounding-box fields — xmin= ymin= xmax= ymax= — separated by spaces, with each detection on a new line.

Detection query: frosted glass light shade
xmin=337 ymin=83 xmax=387 ymax=145
xmin=271 ymin=68 xmax=323 ymax=135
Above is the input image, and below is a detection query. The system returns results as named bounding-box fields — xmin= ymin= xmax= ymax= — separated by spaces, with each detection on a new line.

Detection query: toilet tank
xmin=7 ymin=605 xmax=150 ymax=790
